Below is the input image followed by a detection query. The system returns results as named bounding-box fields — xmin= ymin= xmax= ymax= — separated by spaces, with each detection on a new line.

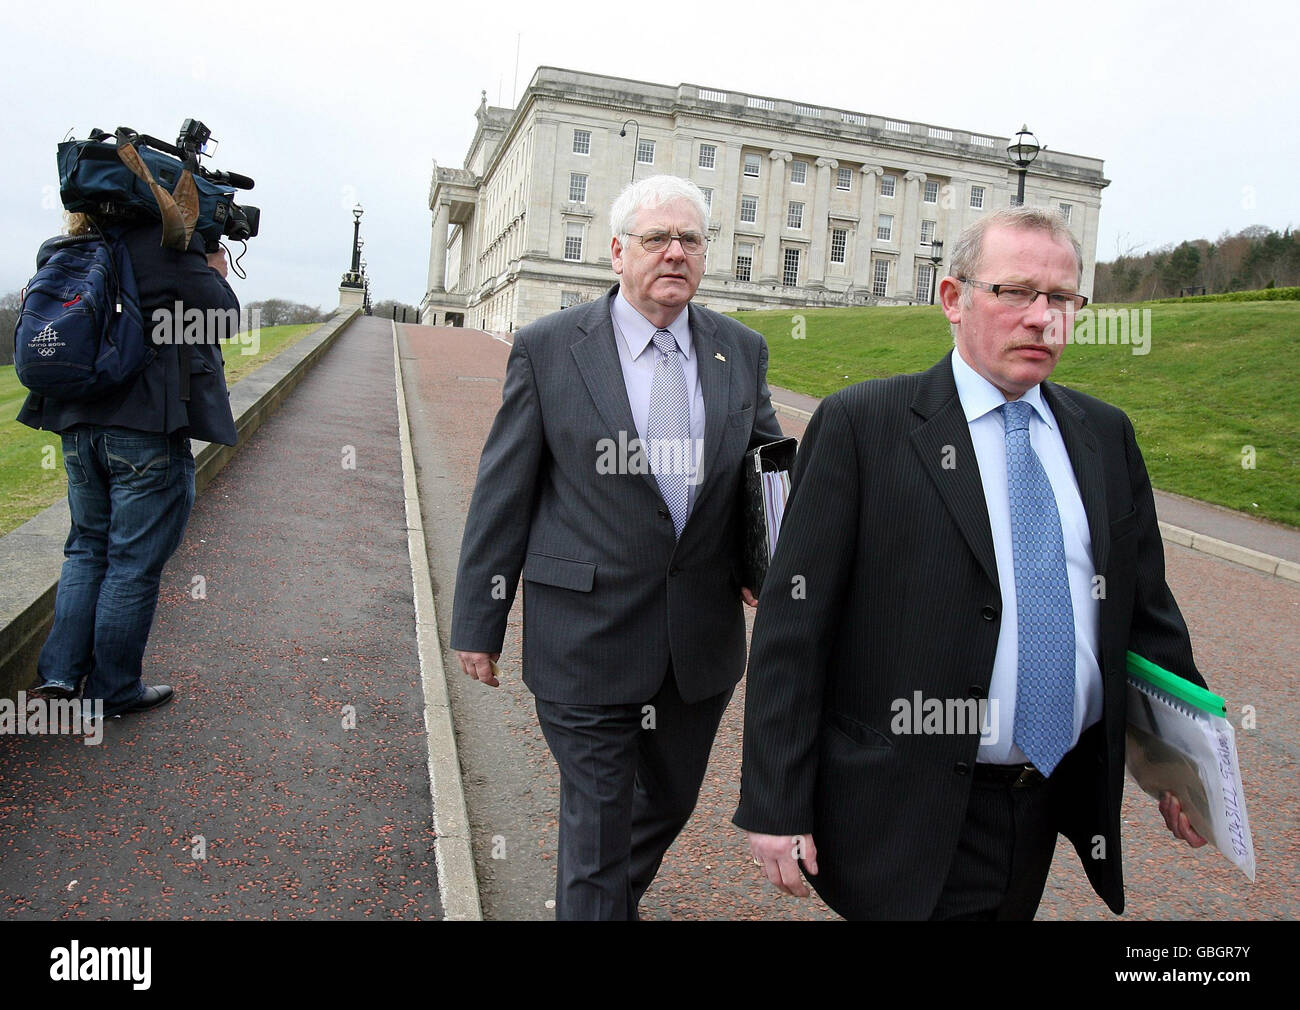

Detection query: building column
xmin=428 ymin=199 xmax=450 ymax=293
xmin=897 ymin=171 xmax=926 ymax=300
xmin=806 ymin=157 xmax=837 ymax=289
xmin=852 ymin=165 xmax=883 ymax=290
xmin=759 ymin=150 xmax=791 ymax=282
xmin=707 ymin=143 xmax=741 ymax=279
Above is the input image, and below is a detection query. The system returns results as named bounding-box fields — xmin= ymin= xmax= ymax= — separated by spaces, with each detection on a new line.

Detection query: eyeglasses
xmin=625 ymin=231 xmax=709 ymax=255
xmin=959 ymin=277 xmax=1088 ymax=311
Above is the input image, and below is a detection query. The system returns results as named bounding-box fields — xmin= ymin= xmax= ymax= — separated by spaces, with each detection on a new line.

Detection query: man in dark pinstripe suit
xmin=735 ymin=207 xmax=1207 ymax=920
xmin=451 ymin=176 xmax=782 ymax=919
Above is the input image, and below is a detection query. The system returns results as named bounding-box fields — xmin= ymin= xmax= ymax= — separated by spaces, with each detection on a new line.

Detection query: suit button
xmin=969 ymin=685 xmax=986 ymax=699
xmin=954 ymin=762 xmax=971 ymax=776
xmin=669 ymin=565 xmax=681 ymax=576
xmin=657 ymin=507 xmax=671 ymax=520
xmin=980 ymin=605 xmax=998 ymax=621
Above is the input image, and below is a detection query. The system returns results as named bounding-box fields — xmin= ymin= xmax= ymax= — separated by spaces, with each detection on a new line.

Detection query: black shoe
xmin=121 ymin=685 xmax=175 ymax=714
xmin=29 ymin=683 xmax=76 ymax=701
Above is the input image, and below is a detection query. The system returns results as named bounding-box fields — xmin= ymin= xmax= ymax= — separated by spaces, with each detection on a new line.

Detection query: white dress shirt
xmin=950 ymin=349 xmax=1103 ymax=764
xmin=610 ymin=291 xmax=706 ymax=504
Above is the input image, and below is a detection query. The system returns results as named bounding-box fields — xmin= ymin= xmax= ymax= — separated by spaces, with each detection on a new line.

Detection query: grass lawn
xmin=732 ymin=300 xmax=1300 ymax=528
xmin=0 ymin=323 xmax=320 ymax=535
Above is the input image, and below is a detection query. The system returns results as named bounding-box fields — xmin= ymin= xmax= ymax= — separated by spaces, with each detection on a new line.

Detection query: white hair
xmin=609 ymin=175 xmax=709 ymax=240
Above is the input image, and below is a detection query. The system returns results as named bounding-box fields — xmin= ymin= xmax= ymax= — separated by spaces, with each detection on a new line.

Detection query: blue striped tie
xmin=647 ymin=328 xmax=691 ymax=538
xmin=1003 ymin=399 xmax=1075 ymax=775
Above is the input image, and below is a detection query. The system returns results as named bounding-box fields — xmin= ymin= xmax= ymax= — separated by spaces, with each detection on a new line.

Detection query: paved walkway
xmin=3 ymin=319 xmax=1293 ymax=921
xmin=401 ymin=323 xmax=1296 ymax=921
xmin=0 ymin=317 xmax=441 ymax=920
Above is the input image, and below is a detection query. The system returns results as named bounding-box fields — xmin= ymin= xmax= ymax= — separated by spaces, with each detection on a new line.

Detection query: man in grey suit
xmin=735 ymin=207 xmax=1207 ymax=919
xmin=452 ymin=175 xmax=782 ymax=919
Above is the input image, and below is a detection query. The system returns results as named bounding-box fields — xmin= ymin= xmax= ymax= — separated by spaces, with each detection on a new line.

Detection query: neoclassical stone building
xmin=421 ymin=67 xmax=1108 ymax=330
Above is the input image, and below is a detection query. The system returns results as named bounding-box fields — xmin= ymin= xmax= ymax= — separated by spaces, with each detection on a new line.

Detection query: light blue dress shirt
xmin=610 ymin=291 xmax=706 ymax=504
xmin=950 ymin=349 xmax=1104 ymax=764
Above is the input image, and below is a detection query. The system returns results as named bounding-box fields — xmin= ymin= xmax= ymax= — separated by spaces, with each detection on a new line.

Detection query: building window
xmin=569 ymin=173 xmax=587 ymax=203
xmin=920 ymin=220 xmax=936 ymax=246
xmin=872 ymin=259 xmax=889 ymax=297
xmin=1059 ymin=203 xmax=1073 ymax=223
xmin=743 ymin=153 xmax=761 ymax=177
xmin=637 ymin=139 xmax=655 ymax=165
xmin=783 ymin=247 xmax=801 ymax=287
xmin=572 ymin=129 xmax=591 ymax=155
xmin=735 ymin=242 xmax=754 ymax=282
xmin=700 ymin=187 xmax=713 ymax=213
xmin=787 ymin=202 xmax=804 ymax=229
xmin=916 ymin=263 xmax=934 ymax=302
xmin=830 ymin=228 xmax=847 ymax=264
xmin=564 ymin=222 xmax=583 ymax=262
xmin=970 ymin=185 xmax=985 ymax=210
xmin=790 ymin=160 xmax=808 ymax=185
xmin=837 ymin=166 xmax=852 ymax=191
xmin=561 ymin=291 xmax=583 ymax=309
xmin=877 ymin=214 xmax=893 ymax=242
xmin=740 ymin=195 xmax=758 ymax=224
xmin=880 ymin=174 xmax=897 ymax=198
xmin=698 ymin=143 xmax=716 ymax=169
xmin=923 ymin=179 xmax=939 ymax=203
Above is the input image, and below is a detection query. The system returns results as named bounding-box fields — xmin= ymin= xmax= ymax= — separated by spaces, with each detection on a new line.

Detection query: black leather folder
xmin=738 ymin=436 xmax=798 ymax=593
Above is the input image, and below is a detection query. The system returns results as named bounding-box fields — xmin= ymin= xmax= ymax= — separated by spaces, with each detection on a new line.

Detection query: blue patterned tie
xmin=647 ymin=328 xmax=691 ymax=538
xmin=1003 ymin=399 xmax=1075 ymax=776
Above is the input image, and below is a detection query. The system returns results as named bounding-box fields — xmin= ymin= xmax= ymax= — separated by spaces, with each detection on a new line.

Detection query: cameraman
xmin=19 ymin=213 xmax=239 ymax=718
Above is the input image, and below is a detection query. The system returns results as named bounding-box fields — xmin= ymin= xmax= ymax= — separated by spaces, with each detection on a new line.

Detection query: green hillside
xmin=732 ymin=300 xmax=1300 ymax=527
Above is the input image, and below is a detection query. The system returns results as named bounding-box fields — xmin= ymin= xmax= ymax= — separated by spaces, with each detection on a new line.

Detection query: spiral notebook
xmin=1124 ymin=651 xmax=1255 ymax=881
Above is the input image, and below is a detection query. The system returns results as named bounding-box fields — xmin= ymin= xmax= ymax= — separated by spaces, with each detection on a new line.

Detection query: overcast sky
xmin=3 ymin=0 xmax=1296 ymax=309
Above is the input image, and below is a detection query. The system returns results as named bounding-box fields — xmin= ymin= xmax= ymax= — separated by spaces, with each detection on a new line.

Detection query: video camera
xmin=58 ymin=119 xmax=260 ymax=252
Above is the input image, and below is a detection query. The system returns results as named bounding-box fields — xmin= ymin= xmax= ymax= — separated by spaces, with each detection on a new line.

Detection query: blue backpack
xmin=12 ymin=225 xmax=152 ymax=402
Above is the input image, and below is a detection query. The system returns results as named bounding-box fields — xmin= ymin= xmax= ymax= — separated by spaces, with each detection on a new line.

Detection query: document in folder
xmin=1124 ymin=652 xmax=1255 ymax=881
xmin=739 ymin=437 xmax=798 ymax=593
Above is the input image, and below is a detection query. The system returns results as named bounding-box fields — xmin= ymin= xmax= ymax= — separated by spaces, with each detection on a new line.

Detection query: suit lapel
xmin=569 ymin=289 xmax=662 ymax=499
xmin=908 ymin=354 xmax=1000 ymax=588
xmin=1044 ymin=382 xmax=1110 ymax=576
xmin=688 ymin=303 xmax=734 ymax=504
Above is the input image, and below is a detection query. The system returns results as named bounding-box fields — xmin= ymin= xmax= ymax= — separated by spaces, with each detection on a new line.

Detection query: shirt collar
xmin=612 ymin=290 xmax=692 ymax=361
xmin=949 ymin=347 xmax=1056 ymax=431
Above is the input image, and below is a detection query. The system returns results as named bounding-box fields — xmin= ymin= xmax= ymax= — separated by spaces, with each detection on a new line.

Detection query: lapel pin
xmin=714 ymin=352 xmax=726 ymax=362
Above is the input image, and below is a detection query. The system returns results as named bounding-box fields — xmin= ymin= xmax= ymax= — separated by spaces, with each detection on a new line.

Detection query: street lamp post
xmin=1007 ymin=126 xmax=1040 ymax=207
xmin=619 ymin=119 xmax=640 ymax=184
xmin=350 ymin=204 xmax=364 ymax=275
xmin=928 ymin=239 xmax=944 ymax=305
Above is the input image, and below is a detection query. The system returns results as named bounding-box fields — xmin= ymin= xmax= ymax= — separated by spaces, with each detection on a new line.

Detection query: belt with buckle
xmin=973 ymin=762 xmax=1046 ymax=788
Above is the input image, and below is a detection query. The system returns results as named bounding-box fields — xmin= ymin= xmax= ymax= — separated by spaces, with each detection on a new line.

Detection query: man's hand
xmin=457 ymin=651 xmax=502 ymax=688
xmin=206 ymin=248 xmax=228 ymax=278
xmin=741 ymin=586 xmax=759 ymax=608
xmin=1159 ymin=791 xmax=1208 ymax=847
xmin=746 ymin=831 xmax=818 ymax=897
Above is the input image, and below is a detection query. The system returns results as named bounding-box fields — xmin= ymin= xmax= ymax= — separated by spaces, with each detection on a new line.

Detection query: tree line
xmin=1093 ymin=225 xmax=1300 ymax=303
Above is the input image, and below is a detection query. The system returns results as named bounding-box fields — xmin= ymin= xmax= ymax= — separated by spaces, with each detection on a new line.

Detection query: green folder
xmin=1126 ymin=651 xmax=1226 ymax=718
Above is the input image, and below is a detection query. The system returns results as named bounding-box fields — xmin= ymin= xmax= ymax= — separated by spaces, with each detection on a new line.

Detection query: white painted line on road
xmin=393 ymin=321 xmax=483 ymax=921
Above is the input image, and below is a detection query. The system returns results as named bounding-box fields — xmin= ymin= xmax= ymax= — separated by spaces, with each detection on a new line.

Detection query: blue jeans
xmin=37 ymin=425 xmax=195 ymax=716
